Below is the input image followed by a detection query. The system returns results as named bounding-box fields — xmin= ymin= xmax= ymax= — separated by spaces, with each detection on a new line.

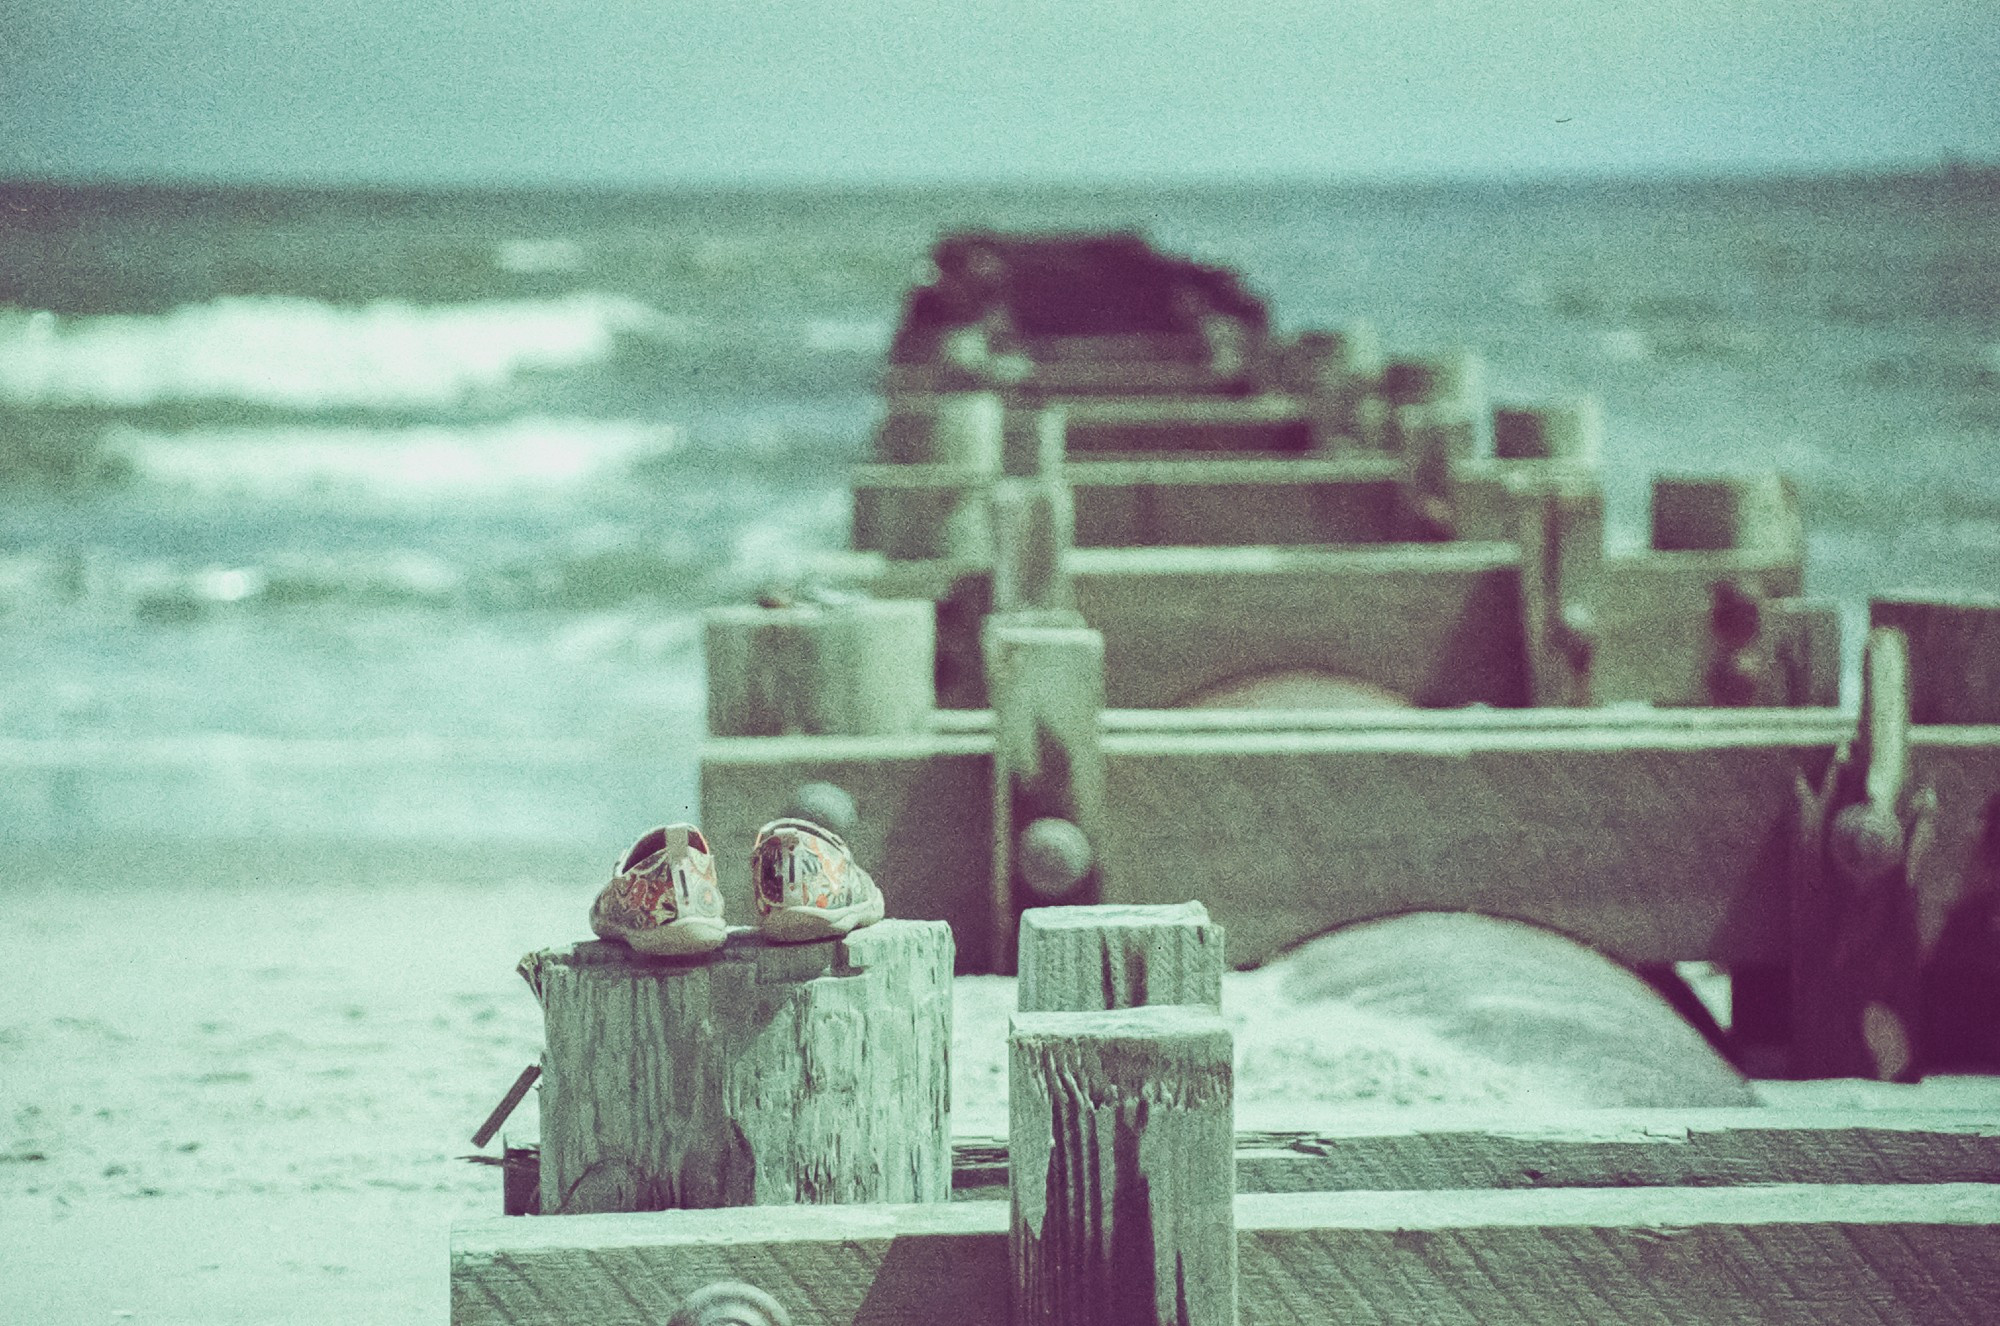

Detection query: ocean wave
xmin=0 ymin=295 xmax=673 ymax=410
xmin=104 ymin=418 xmax=680 ymax=501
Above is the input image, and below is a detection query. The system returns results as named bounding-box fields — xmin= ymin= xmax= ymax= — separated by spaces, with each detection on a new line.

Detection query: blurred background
xmin=0 ymin=0 xmax=1995 ymax=849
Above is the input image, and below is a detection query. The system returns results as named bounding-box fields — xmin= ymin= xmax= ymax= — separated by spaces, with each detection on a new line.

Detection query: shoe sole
xmin=602 ymin=916 xmax=730 ymax=956
xmin=757 ymin=891 xmax=885 ymax=943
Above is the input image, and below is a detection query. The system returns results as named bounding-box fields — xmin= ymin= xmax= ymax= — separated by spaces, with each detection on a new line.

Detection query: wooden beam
xmin=453 ymin=1180 xmax=2000 ymax=1326
xmin=1069 ymin=542 xmax=1531 ymax=709
xmin=1016 ymin=903 xmax=1225 ymax=1013
xmin=951 ymin=1109 xmax=2000 ymax=1198
xmin=703 ymin=721 xmax=2000 ymax=970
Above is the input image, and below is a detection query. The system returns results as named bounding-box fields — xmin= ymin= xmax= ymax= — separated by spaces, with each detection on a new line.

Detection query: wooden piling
xmin=877 ymin=390 xmax=1006 ymax=467
xmin=705 ymin=598 xmax=936 ymax=737
xmin=1871 ymin=595 xmax=2000 ymax=724
xmin=987 ymin=623 xmax=1107 ymax=972
xmin=1651 ymin=474 xmax=1802 ymax=557
xmin=1017 ymin=902 xmax=1225 ymax=1013
xmin=1515 ymin=474 xmax=1602 ymax=707
xmin=990 ymin=476 xmax=1076 ymax=615
xmin=1791 ymin=629 xmax=1928 ymax=1080
xmin=1009 ymin=1006 xmax=1236 ymax=1326
xmin=534 ymin=922 xmax=953 ymax=1214
xmin=1493 ymin=400 xmax=1604 ymax=465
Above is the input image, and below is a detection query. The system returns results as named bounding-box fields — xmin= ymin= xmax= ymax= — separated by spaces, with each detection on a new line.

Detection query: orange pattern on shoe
xmin=590 ymin=824 xmax=728 ymax=956
xmin=750 ymin=818 xmax=885 ymax=943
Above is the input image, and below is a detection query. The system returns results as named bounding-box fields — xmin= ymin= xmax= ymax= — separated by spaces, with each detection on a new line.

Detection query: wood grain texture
xmin=1016 ymin=903 xmax=1224 ymax=1013
xmin=1008 ymin=1007 xmax=1237 ymax=1326
xmin=535 ymin=922 xmax=952 ymax=1215
xmin=452 ymin=1183 xmax=2000 ymax=1326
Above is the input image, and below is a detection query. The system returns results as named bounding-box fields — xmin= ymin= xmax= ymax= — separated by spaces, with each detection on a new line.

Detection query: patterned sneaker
xmin=590 ymin=825 xmax=728 ymax=956
xmin=750 ymin=818 xmax=885 ymax=943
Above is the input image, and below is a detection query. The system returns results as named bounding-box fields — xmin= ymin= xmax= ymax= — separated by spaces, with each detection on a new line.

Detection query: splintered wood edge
xmin=454 ymin=1184 xmax=2000 ymax=1259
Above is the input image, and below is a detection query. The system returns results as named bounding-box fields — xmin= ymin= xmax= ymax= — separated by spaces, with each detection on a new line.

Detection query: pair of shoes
xmin=589 ymin=819 xmax=884 ymax=956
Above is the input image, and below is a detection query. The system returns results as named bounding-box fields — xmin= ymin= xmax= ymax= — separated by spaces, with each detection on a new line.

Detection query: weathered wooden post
xmin=1871 ymin=595 xmax=2000 ymax=724
xmin=989 ymin=478 xmax=1076 ymax=615
xmin=1514 ymin=472 xmax=1603 ymax=707
xmin=1649 ymin=474 xmax=1804 ymax=707
xmin=1650 ymin=473 xmax=1802 ymax=558
xmin=705 ymin=597 xmax=936 ymax=738
xmin=1792 ymin=628 xmax=1930 ymax=1080
xmin=1275 ymin=326 xmax=1381 ymax=450
xmin=877 ymin=390 xmax=1006 ymax=467
xmin=1493 ymin=400 xmax=1604 ymax=466
xmin=987 ymin=623 xmax=1106 ymax=972
xmin=532 ymin=921 xmax=954 ymax=1214
xmin=1009 ymin=1006 xmax=1236 ymax=1326
xmin=1017 ymin=902 xmax=1225 ymax=1013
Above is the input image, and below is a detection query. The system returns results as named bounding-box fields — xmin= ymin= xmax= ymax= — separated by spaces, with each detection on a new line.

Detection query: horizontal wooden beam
xmin=703 ymin=723 xmax=2000 ymax=968
xmin=950 ymin=1108 xmax=2000 ymax=1197
xmin=454 ymin=1181 xmax=2000 ymax=1325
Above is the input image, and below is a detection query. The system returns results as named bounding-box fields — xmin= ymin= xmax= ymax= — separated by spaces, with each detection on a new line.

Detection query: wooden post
xmin=1766 ymin=599 xmax=1844 ymax=708
xmin=1651 ymin=474 xmax=1802 ymax=557
xmin=534 ymin=921 xmax=953 ymax=1214
xmin=705 ymin=598 xmax=936 ymax=737
xmin=1009 ymin=1007 xmax=1236 ymax=1326
xmin=991 ymin=476 xmax=1076 ymax=615
xmin=1017 ymin=902 xmax=1225 ymax=1013
xmin=1003 ymin=404 xmax=1068 ymax=478
xmin=987 ymin=623 xmax=1106 ymax=972
xmin=1870 ymin=595 xmax=2000 ymax=724
xmin=1515 ymin=474 xmax=1602 ymax=707
xmin=1493 ymin=400 xmax=1604 ymax=466
xmin=1792 ymin=629 xmax=1931 ymax=1080
xmin=878 ymin=391 xmax=1005 ymax=467
xmin=1392 ymin=404 xmax=1474 ymax=541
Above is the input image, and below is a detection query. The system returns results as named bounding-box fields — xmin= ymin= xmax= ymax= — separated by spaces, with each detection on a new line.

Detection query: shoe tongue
xmin=621 ymin=826 xmax=670 ymax=871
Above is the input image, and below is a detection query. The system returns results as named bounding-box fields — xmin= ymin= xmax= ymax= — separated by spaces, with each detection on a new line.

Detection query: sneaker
xmin=750 ymin=818 xmax=885 ymax=943
xmin=590 ymin=825 xmax=728 ymax=956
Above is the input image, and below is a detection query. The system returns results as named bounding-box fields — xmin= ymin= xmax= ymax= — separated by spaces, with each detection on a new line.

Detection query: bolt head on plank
xmin=1019 ymin=816 xmax=1093 ymax=898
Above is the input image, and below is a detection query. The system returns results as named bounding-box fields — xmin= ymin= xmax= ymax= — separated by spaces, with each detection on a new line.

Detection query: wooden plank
xmin=535 ymin=924 xmax=953 ymax=1215
xmin=1009 ymin=1007 xmax=1237 ymax=1325
xmin=1590 ymin=555 xmax=1805 ymax=707
xmin=452 ymin=1183 xmax=2000 ymax=1326
xmin=703 ymin=725 xmax=2000 ymax=969
xmin=949 ymin=1110 xmax=2000 ymax=1199
xmin=1016 ymin=902 xmax=1225 ymax=1012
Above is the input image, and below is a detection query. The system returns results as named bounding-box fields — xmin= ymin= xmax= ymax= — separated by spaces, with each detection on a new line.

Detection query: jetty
xmin=454 ymin=233 xmax=2000 ymax=1324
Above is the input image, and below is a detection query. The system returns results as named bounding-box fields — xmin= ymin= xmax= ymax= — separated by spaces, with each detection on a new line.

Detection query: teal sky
xmin=3 ymin=0 xmax=1995 ymax=186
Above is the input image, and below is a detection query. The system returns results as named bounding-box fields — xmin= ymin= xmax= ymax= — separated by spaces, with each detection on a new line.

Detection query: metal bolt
xmin=1019 ymin=817 xmax=1092 ymax=898
xmin=667 ymin=1282 xmax=791 ymax=1326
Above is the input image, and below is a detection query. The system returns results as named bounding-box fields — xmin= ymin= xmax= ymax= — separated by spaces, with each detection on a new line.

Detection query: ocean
xmin=1 ymin=172 xmax=1996 ymax=850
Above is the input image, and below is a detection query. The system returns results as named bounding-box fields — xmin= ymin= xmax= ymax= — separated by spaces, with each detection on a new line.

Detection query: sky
xmin=2 ymin=0 xmax=1996 ymax=187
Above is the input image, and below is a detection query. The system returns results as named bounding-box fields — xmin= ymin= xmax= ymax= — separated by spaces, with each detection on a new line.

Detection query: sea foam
xmin=0 ymin=295 xmax=668 ymax=410
xmin=104 ymin=418 xmax=679 ymax=501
